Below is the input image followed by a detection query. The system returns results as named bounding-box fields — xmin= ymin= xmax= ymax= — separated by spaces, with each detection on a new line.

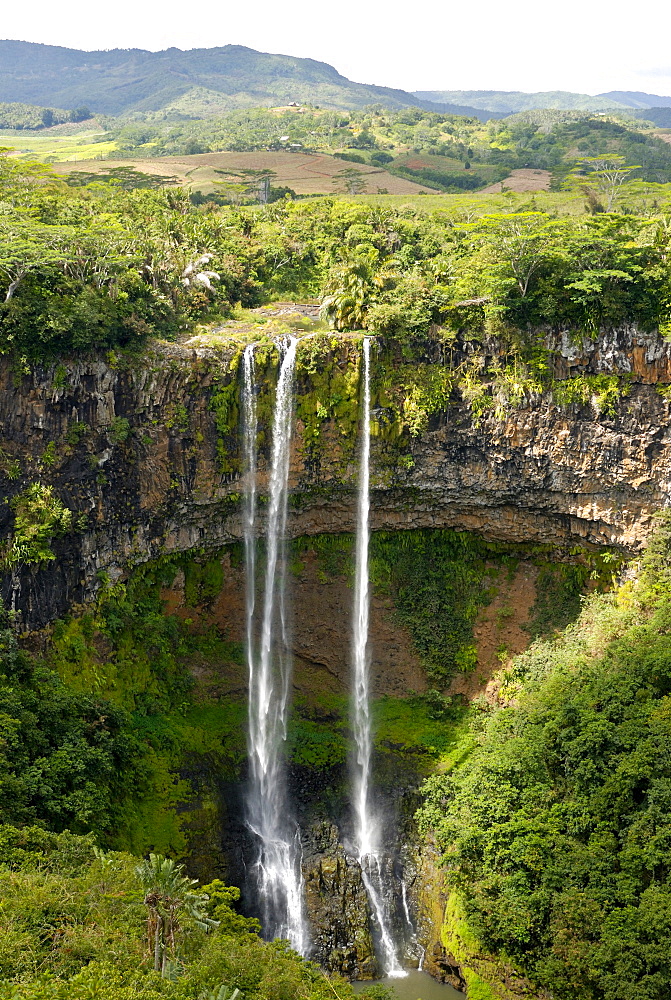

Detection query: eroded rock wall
xmin=2 ymin=327 xmax=671 ymax=628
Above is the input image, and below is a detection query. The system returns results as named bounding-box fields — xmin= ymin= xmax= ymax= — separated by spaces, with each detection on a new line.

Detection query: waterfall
xmin=401 ymin=878 xmax=420 ymax=961
xmin=243 ymin=336 xmax=307 ymax=954
xmin=242 ymin=344 xmax=258 ymax=739
xmin=351 ymin=337 xmax=406 ymax=978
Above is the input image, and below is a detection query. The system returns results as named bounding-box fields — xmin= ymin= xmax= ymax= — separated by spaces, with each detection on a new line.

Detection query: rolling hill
xmin=413 ymin=89 xmax=635 ymax=113
xmin=415 ymin=89 xmax=671 ymax=116
xmin=0 ymin=40 xmax=498 ymax=119
xmin=599 ymin=90 xmax=671 ymax=108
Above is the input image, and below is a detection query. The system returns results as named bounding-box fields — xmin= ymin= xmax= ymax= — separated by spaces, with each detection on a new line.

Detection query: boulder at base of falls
xmin=302 ymin=822 xmax=377 ymax=978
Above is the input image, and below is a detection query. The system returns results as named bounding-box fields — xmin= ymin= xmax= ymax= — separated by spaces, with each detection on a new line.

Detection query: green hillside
xmin=600 ymin=89 xmax=671 ymax=108
xmin=100 ymin=107 xmax=671 ymax=191
xmin=0 ymin=102 xmax=75 ymax=130
xmin=0 ymin=40 xmax=489 ymax=118
xmin=414 ymin=89 xmax=633 ymax=113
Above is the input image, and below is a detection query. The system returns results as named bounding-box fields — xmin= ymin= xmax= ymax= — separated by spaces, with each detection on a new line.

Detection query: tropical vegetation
xmin=2 ymin=102 xmax=671 ymax=1000
xmin=418 ymin=514 xmax=671 ymax=1000
xmin=1 ymin=148 xmax=671 ymax=361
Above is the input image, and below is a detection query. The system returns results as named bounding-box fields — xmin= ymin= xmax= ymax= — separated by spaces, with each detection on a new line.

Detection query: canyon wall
xmin=2 ymin=325 xmax=670 ymax=628
xmin=3 ymin=323 xmax=670 ymax=989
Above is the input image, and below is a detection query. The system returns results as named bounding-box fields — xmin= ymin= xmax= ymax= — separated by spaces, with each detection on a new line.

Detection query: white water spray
xmin=352 ymin=337 xmax=406 ymax=978
xmin=401 ymin=877 xmax=421 ymax=963
xmin=243 ymin=337 xmax=307 ymax=954
xmin=401 ymin=880 xmax=413 ymax=931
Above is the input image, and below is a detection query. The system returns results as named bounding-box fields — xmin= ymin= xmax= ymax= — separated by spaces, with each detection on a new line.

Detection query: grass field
xmin=350 ymin=183 xmax=671 ymax=215
xmin=481 ymin=167 xmax=552 ymax=193
xmin=392 ymin=150 xmax=506 ymax=181
xmin=45 ymin=150 xmax=435 ymax=196
xmin=0 ymin=128 xmax=116 ymax=161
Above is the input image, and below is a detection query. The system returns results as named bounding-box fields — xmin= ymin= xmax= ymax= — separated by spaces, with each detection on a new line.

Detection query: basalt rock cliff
xmin=1 ymin=324 xmax=670 ymax=630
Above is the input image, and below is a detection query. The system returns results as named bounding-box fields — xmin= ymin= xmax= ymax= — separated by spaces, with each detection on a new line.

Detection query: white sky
xmin=2 ymin=0 xmax=671 ymax=98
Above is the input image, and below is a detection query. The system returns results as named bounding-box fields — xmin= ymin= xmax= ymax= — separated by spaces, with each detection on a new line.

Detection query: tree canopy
xmin=418 ymin=515 xmax=671 ymax=1000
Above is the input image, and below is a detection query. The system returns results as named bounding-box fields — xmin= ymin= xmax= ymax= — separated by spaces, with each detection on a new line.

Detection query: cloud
xmin=634 ymin=67 xmax=671 ymax=78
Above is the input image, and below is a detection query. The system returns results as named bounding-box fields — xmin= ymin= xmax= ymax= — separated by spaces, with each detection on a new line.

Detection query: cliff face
xmin=1 ymin=325 xmax=671 ymax=628
xmin=3 ymin=324 xmax=669 ymax=994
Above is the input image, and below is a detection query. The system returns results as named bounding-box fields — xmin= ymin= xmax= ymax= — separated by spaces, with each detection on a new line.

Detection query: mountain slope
xmin=0 ymin=40 xmax=495 ymax=118
xmin=599 ymin=90 xmax=671 ymax=108
xmin=414 ymin=89 xmax=633 ymax=112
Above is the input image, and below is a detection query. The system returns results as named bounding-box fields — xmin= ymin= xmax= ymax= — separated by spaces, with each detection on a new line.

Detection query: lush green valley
xmin=2 ymin=518 xmax=671 ymax=998
xmin=2 ymin=148 xmax=671 ymax=360
xmin=2 ymin=110 xmax=671 ymax=999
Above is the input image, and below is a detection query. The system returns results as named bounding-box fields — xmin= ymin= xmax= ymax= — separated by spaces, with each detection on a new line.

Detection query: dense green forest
xmin=0 ymin=102 xmax=81 ymax=130
xmin=2 ymin=149 xmax=671 ymax=360
xmin=418 ymin=516 xmax=671 ymax=1000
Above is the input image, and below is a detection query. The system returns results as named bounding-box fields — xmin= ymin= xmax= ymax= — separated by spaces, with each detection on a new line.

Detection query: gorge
xmin=4 ymin=44 xmax=671 ymax=992
xmin=2 ymin=310 xmax=671 ymax=995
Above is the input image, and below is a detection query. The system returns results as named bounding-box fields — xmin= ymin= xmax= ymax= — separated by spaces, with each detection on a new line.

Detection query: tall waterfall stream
xmin=351 ymin=338 xmax=406 ymax=978
xmin=241 ymin=335 xmax=408 ymax=974
xmin=242 ymin=337 xmax=307 ymax=954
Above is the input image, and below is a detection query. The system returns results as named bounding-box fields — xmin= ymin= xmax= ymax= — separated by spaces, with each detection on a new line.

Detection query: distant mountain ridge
xmin=0 ymin=40 xmax=500 ymax=119
xmin=415 ymin=89 xmax=671 ymax=114
xmin=599 ymin=91 xmax=671 ymax=109
xmin=2 ymin=41 xmax=668 ymax=124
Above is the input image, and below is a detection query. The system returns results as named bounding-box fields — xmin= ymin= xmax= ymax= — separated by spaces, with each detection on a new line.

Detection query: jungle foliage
xmin=0 ymin=558 xmax=244 ymax=858
xmin=2 ymin=149 xmax=671 ymax=358
xmin=0 ymin=824 xmax=362 ymax=1000
xmin=418 ymin=514 xmax=671 ymax=1000
xmin=0 ymin=602 xmax=135 ymax=835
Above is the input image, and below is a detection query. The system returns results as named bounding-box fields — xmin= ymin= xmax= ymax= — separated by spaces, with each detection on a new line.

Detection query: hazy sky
xmin=3 ymin=0 xmax=671 ymax=97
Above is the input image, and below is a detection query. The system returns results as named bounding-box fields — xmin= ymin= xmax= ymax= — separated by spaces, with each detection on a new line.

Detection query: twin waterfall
xmin=241 ymin=336 xmax=406 ymax=974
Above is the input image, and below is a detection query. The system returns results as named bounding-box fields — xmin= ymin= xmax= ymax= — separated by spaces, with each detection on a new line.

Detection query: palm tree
xmin=320 ymin=249 xmax=378 ymax=330
xmin=320 ymin=248 xmax=399 ymax=331
xmin=135 ymin=853 xmax=217 ymax=974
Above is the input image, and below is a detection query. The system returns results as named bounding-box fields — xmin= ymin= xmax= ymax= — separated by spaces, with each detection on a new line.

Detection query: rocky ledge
xmin=1 ymin=325 xmax=670 ymax=628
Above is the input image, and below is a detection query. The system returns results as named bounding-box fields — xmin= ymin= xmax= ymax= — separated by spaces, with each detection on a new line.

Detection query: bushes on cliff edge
xmin=2 ymin=151 xmax=671 ymax=358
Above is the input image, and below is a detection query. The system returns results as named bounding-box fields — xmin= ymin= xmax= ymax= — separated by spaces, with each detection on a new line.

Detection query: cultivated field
xmin=481 ymin=168 xmax=553 ymax=193
xmin=49 ymin=150 xmax=434 ymax=196
xmin=0 ymin=127 xmax=116 ymax=161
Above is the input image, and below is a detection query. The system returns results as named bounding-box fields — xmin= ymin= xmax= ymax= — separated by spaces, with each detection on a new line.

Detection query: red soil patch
xmin=448 ymin=562 xmax=538 ymax=702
